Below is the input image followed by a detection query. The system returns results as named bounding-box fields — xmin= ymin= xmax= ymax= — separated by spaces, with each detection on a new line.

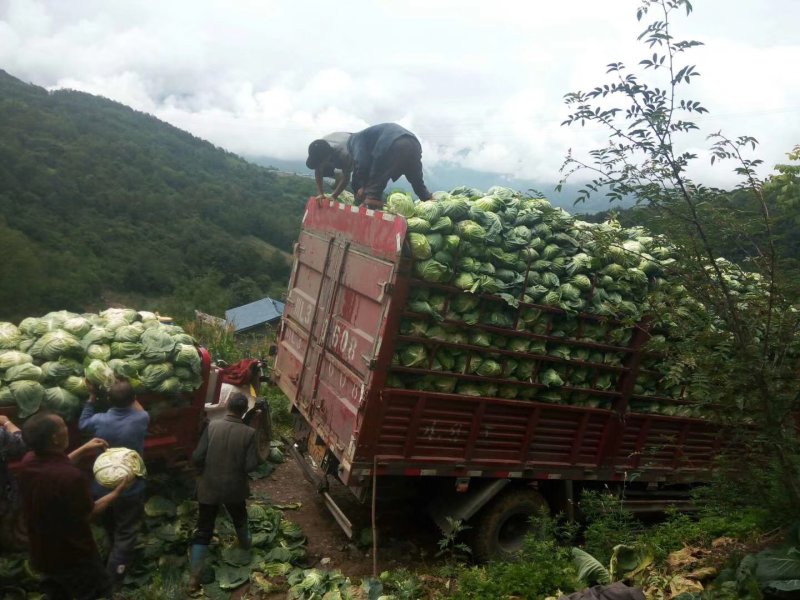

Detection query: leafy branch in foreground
xmin=558 ymin=0 xmax=800 ymax=510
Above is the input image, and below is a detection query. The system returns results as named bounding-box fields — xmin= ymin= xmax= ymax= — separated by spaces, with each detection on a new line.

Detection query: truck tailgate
xmin=274 ymin=200 xmax=408 ymax=471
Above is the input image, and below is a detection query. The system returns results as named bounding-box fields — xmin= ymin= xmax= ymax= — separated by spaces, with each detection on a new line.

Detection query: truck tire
xmin=471 ymin=488 xmax=550 ymax=562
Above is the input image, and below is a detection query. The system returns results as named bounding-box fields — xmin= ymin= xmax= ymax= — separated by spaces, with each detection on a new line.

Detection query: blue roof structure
xmin=225 ymin=297 xmax=285 ymax=333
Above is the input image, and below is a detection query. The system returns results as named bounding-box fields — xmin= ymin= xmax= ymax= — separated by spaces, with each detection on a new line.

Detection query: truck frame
xmin=273 ymin=199 xmax=732 ymax=559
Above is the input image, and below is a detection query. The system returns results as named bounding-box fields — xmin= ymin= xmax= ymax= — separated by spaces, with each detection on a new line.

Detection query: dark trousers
xmin=40 ymin=555 xmax=112 ymax=600
xmin=101 ymin=491 xmax=145 ymax=583
xmin=192 ymin=502 xmax=248 ymax=545
xmin=363 ymin=136 xmax=431 ymax=204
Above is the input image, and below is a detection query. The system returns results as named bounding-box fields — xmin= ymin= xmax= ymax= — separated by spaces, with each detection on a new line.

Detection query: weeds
xmin=447 ymin=513 xmax=579 ymax=600
xmin=435 ymin=518 xmax=472 ymax=563
xmin=580 ymin=489 xmax=640 ymax=565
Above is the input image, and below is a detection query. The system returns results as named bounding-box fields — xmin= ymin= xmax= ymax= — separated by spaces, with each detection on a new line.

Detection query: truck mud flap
xmin=285 ymin=437 xmax=354 ymax=539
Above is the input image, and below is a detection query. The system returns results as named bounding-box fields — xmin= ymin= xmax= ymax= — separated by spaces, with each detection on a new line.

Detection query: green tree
xmin=558 ymin=0 xmax=800 ymax=509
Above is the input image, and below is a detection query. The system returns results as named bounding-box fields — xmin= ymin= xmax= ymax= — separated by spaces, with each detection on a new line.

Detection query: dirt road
xmin=252 ymin=452 xmax=444 ymax=581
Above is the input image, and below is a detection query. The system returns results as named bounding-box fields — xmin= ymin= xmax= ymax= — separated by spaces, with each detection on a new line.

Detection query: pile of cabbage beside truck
xmin=273 ymin=189 xmax=754 ymax=560
xmin=0 ymin=308 xmax=269 ymax=465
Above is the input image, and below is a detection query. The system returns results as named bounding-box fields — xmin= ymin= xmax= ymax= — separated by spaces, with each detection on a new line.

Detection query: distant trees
xmin=0 ymin=70 xmax=314 ymax=323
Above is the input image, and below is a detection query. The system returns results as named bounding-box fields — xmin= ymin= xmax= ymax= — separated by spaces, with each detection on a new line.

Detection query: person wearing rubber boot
xmin=350 ymin=123 xmax=433 ymax=209
xmin=188 ymin=393 xmax=259 ymax=593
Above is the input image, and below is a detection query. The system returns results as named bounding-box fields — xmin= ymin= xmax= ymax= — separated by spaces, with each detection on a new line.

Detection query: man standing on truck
xmin=306 ymin=122 xmax=432 ymax=208
xmin=188 ymin=393 xmax=259 ymax=593
xmin=17 ymin=412 xmax=132 ymax=599
xmin=79 ymin=379 xmax=150 ymax=591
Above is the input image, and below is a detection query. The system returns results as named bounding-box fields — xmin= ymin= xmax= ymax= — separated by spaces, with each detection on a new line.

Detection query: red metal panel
xmin=300 ymin=199 xmax=408 ymax=260
xmin=363 ymin=388 xmax=720 ymax=482
xmin=274 ymin=198 xmax=408 ymax=479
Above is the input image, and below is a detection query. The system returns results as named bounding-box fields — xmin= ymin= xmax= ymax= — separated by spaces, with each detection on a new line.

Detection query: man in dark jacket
xmin=188 ymin=393 xmax=259 ymax=592
xmin=79 ymin=378 xmax=150 ymax=590
xmin=306 ymin=123 xmax=432 ymax=208
xmin=17 ymin=412 xmax=131 ymax=600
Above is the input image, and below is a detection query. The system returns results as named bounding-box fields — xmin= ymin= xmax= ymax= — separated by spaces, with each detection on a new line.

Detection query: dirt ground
xmin=251 ymin=452 xmax=444 ymax=581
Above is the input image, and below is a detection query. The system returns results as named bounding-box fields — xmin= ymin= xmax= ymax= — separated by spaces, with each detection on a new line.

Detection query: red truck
xmin=272 ymin=198 xmax=734 ymax=560
xmin=1 ymin=348 xmax=273 ymax=467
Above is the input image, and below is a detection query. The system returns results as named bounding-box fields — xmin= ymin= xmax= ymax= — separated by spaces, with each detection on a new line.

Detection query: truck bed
xmin=273 ymin=199 xmax=728 ymax=487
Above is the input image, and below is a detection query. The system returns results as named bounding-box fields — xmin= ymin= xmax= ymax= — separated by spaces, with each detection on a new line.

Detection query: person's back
xmin=17 ymin=448 xmax=96 ymax=573
xmin=189 ymin=394 xmax=258 ymax=592
xmin=78 ymin=379 xmax=150 ymax=589
xmin=79 ymin=380 xmax=149 ymax=497
xmin=195 ymin=413 xmax=257 ymax=505
xmin=17 ymin=412 xmax=127 ymax=599
xmin=347 ymin=123 xmax=431 ymax=207
xmin=348 ymin=123 xmax=414 ymax=162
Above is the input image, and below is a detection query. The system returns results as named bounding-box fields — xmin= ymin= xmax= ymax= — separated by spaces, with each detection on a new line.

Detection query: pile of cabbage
xmin=0 ymin=308 xmax=202 ymax=420
xmin=382 ymin=188 xmax=767 ymax=418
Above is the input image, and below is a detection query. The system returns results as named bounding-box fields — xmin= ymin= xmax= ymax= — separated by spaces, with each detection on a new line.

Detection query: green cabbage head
xmin=93 ymin=448 xmax=147 ymax=489
xmin=384 ymin=192 xmax=416 ymax=217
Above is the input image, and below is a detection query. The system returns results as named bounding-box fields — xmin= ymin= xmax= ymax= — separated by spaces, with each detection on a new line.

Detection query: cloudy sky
xmin=1 ymin=0 xmax=798 ymax=189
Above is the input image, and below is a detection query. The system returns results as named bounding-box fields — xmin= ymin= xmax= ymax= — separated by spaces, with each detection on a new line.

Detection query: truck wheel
xmin=471 ymin=488 xmax=549 ymax=562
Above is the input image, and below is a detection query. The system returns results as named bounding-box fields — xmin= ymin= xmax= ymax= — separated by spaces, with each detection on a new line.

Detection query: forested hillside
xmin=0 ymin=70 xmax=315 ymax=322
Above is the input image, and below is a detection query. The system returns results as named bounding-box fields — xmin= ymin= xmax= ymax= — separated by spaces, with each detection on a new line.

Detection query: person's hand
xmin=356 ymin=188 xmax=365 ymax=202
xmin=84 ymin=379 xmax=97 ymax=400
xmin=315 ymin=194 xmax=326 ymax=208
xmin=117 ymin=472 xmax=137 ymax=493
xmin=83 ymin=438 xmax=108 ymax=453
xmin=0 ymin=416 xmax=9 ymax=427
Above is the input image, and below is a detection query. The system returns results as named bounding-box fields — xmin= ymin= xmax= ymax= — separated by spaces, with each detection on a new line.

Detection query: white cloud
xmin=1 ymin=0 xmax=798 ymax=189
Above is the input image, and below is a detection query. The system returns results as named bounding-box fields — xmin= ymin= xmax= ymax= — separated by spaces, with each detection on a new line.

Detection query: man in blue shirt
xmin=306 ymin=123 xmax=432 ymax=209
xmin=79 ymin=379 xmax=150 ymax=591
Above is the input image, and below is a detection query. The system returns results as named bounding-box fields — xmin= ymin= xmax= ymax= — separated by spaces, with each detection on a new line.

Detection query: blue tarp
xmin=225 ymin=297 xmax=285 ymax=333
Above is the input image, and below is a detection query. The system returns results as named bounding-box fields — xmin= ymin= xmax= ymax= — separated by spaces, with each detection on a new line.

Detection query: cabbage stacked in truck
xmin=382 ymin=187 xmax=765 ymax=418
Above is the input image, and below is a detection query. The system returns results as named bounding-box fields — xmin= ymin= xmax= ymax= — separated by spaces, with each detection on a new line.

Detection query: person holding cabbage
xmin=79 ymin=378 xmax=150 ymax=591
xmin=17 ymin=412 xmax=133 ymax=600
xmin=307 ymin=123 xmax=432 ymax=209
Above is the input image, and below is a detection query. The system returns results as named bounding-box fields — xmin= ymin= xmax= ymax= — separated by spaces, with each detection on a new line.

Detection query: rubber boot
xmin=188 ymin=544 xmax=209 ymax=593
xmin=235 ymin=524 xmax=252 ymax=550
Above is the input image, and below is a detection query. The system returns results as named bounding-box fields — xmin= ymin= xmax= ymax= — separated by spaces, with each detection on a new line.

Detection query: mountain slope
xmin=0 ymin=70 xmax=316 ymax=322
